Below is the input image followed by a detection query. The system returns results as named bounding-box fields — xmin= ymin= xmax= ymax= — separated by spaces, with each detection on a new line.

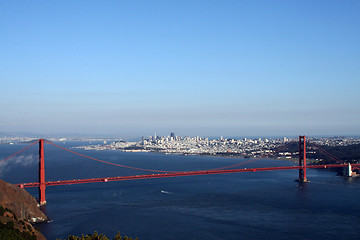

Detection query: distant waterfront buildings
xmin=3 ymin=134 xmax=359 ymax=161
xmin=70 ymin=135 xmax=360 ymax=161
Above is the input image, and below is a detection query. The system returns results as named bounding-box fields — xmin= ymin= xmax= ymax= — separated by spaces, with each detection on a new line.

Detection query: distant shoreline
xmin=78 ymin=145 xmax=299 ymax=163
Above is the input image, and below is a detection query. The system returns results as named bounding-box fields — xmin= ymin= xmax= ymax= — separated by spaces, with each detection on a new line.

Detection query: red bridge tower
xmin=298 ymin=135 xmax=308 ymax=182
xmin=39 ymin=139 xmax=46 ymax=205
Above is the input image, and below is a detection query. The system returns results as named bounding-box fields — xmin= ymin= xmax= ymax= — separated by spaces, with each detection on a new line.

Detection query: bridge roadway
xmin=18 ymin=163 xmax=360 ymax=188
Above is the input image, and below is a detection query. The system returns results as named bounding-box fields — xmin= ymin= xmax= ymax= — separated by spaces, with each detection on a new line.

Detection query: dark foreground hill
xmin=0 ymin=179 xmax=48 ymax=240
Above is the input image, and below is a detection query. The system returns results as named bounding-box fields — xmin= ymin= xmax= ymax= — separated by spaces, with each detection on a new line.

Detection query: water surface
xmin=1 ymin=142 xmax=359 ymax=240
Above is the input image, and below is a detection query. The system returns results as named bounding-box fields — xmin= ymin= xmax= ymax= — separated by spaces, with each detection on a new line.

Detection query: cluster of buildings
xmin=77 ymin=134 xmax=360 ymax=160
xmin=0 ymin=136 xmax=37 ymax=144
xmin=79 ymin=133 xmax=294 ymax=158
xmin=3 ymin=134 xmax=360 ymax=160
xmin=137 ymin=134 xmax=291 ymax=157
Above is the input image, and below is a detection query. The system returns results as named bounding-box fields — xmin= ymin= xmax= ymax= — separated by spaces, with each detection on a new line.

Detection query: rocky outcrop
xmin=0 ymin=207 xmax=46 ymax=240
xmin=0 ymin=179 xmax=48 ymax=223
xmin=0 ymin=179 xmax=48 ymax=239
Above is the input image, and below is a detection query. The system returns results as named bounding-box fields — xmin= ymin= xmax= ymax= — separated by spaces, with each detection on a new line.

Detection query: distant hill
xmin=278 ymin=143 xmax=360 ymax=164
xmin=309 ymin=144 xmax=360 ymax=164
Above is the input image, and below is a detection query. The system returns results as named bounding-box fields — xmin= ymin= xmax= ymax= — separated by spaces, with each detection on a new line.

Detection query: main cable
xmin=307 ymin=141 xmax=342 ymax=163
xmin=212 ymin=140 xmax=297 ymax=170
xmin=44 ymin=140 xmax=178 ymax=173
xmin=0 ymin=140 xmax=39 ymax=164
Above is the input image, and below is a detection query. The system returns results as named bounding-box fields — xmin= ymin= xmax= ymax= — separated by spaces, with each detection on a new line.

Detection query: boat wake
xmin=161 ymin=190 xmax=172 ymax=194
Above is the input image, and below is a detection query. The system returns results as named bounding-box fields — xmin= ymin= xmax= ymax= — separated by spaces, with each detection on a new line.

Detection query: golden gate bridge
xmin=1 ymin=136 xmax=359 ymax=206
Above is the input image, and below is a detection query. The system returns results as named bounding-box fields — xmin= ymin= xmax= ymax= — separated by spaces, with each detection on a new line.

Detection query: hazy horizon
xmin=1 ymin=1 xmax=359 ymax=137
xmin=1 ymin=130 xmax=359 ymax=141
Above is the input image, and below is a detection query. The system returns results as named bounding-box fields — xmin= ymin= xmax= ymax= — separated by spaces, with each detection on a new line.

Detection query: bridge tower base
xmin=344 ymin=163 xmax=353 ymax=177
xmin=297 ymin=135 xmax=309 ymax=182
xmin=39 ymin=139 xmax=47 ymax=206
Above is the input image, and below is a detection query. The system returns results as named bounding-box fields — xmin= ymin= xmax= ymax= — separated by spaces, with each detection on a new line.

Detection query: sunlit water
xmin=1 ymin=142 xmax=360 ymax=240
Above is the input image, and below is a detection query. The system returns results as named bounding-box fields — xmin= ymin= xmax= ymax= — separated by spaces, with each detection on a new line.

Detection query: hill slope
xmin=0 ymin=179 xmax=47 ymax=240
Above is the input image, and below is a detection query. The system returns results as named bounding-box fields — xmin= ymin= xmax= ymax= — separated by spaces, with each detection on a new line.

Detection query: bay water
xmin=1 ymin=142 xmax=360 ymax=240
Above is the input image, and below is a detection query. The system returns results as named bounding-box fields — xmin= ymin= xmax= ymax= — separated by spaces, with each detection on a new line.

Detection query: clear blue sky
xmin=1 ymin=0 xmax=359 ymax=138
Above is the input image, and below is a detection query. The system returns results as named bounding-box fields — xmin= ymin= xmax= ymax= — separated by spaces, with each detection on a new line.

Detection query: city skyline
xmin=1 ymin=1 xmax=360 ymax=137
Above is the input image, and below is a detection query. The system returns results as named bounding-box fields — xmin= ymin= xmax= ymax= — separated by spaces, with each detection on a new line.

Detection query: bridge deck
xmin=18 ymin=163 xmax=358 ymax=188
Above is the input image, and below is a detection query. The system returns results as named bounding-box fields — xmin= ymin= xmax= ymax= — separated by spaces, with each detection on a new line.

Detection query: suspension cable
xmin=213 ymin=158 xmax=259 ymax=170
xmin=307 ymin=141 xmax=342 ymax=163
xmin=44 ymin=139 xmax=310 ymax=173
xmin=213 ymin=140 xmax=297 ymax=170
xmin=0 ymin=140 xmax=39 ymax=163
xmin=44 ymin=140 xmax=178 ymax=173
